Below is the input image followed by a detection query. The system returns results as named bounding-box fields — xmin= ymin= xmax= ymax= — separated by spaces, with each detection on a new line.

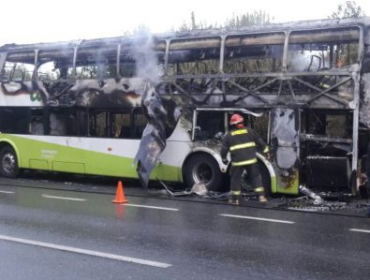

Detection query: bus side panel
xmin=1 ymin=134 xmax=185 ymax=182
xmin=80 ymin=137 xmax=185 ymax=181
xmin=85 ymin=138 xmax=138 ymax=178
xmin=0 ymin=135 xmax=87 ymax=173
xmin=153 ymin=140 xmax=192 ymax=182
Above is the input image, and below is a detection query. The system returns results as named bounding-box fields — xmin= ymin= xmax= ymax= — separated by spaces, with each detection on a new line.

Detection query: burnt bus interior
xmin=0 ymin=27 xmax=360 ymax=109
xmin=172 ymin=26 xmax=361 ymax=192
xmin=194 ymin=110 xmax=269 ymax=143
xmin=300 ymin=109 xmax=353 ymax=191
xmin=0 ymin=106 xmax=150 ymax=139
xmin=0 ymin=105 xmax=182 ymax=141
xmin=0 ymin=18 xmax=367 ymax=193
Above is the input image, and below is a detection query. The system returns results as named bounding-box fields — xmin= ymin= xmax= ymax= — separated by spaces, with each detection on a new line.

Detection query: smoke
xmin=130 ymin=28 xmax=161 ymax=84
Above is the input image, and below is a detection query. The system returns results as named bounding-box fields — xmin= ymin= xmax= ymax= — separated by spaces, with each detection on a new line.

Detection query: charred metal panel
xmin=269 ymin=108 xmax=300 ymax=189
xmin=134 ymin=81 xmax=167 ymax=187
xmin=1 ymin=80 xmax=49 ymax=104
xmin=359 ymin=39 xmax=370 ymax=128
xmin=270 ymin=108 xmax=299 ymax=170
xmin=130 ymin=33 xmax=181 ymax=187
xmin=360 ymin=73 xmax=370 ymax=127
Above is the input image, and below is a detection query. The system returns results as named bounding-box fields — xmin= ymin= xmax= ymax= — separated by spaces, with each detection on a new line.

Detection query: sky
xmin=1 ymin=0 xmax=370 ymax=46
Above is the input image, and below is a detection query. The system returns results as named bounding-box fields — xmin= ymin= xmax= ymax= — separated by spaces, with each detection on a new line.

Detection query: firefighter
xmin=221 ymin=113 xmax=269 ymax=205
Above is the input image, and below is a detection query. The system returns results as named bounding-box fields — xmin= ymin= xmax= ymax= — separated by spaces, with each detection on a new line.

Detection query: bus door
xmin=269 ymin=108 xmax=300 ymax=194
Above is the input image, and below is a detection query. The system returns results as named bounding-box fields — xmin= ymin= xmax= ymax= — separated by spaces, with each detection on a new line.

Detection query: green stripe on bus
xmin=0 ymin=134 xmax=181 ymax=182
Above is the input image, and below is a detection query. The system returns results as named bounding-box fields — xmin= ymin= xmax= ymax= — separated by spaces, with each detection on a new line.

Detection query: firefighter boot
xmin=228 ymin=191 xmax=240 ymax=206
xmin=255 ymin=187 xmax=267 ymax=203
xmin=259 ymin=195 xmax=267 ymax=203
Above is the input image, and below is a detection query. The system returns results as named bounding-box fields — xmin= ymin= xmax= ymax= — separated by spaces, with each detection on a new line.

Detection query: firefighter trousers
xmin=229 ymin=163 xmax=264 ymax=195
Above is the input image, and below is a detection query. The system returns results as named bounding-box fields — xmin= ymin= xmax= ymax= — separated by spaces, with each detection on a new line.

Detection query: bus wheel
xmin=184 ymin=154 xmax=222 ymax=191
xmin=0 ymin=146 xmax=20 ymax=178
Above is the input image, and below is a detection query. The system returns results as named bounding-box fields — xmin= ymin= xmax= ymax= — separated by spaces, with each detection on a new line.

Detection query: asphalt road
xmin=0 ymin=182 xmax=370 ymax=280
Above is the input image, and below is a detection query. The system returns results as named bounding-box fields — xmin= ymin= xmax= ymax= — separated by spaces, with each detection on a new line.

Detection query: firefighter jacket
xmin=220 ymin=126 xmax=269 ymax=166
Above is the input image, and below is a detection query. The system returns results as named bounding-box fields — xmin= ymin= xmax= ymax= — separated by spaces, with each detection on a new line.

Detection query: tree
xmin=174 ymin=10 xmax=275 ymax=75
xmin=224 ymin=10 xmax=273 ymax=29
xmin=330 ymin=1 xmax=366 ymax=19
xmin=329 ymin=1 xmax=366 ymax=65
xmin=177 ymin=10 xmax=272 ymax=32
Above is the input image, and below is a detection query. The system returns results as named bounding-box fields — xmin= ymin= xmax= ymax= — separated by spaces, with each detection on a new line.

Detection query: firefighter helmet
xmin=230 ymin=114 xmax=244 ymax=125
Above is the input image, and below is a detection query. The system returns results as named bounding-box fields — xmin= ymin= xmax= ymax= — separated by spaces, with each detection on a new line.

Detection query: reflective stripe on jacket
xmin=220 ymin=126 xmax=268 ymax=166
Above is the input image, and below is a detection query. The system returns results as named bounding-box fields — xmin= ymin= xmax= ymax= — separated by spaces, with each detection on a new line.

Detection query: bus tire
xmin=0 ymin=146 xmax=20 ymax=178
xmin=184 ymin=154 xmax=222 ymax=191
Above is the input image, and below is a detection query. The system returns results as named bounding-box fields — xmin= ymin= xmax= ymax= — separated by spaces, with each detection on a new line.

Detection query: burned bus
xmin=0 ymin=17 xmax=370 ymax=196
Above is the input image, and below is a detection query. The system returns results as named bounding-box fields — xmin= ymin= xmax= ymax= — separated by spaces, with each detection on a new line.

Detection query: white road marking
xmin=123 ymin=203 xmax=179 ymax=212
xmin=0 ymin=190 xmax=15 ymax=194
xmin=350 ymin=228 xmax=370 ymax=234
xmin=220 ymin=214 xmax=295 ymax=224
xmin=42 ymin=194 xmax=86 ymax=202
xmin=0 ymin=234 xmax=171 ymax=268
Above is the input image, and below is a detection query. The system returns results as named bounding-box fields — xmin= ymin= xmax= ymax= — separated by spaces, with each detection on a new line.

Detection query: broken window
xmin=224 ymin=33 xmax=284 ymax=74
xmin=249 ymin=113 xmax=269 ymax=143
xmin=111 ymin=112 xmax=131 ymax=138
xmin=88 ymin=109 xmax=132 ymax=138
xmin=1 ymin=51 xmax=35 ymax=82
xmin=167 ymin=38 xmax=221 ymax=76
xmin=47 ymin=108 xmax=80 ymax=136
xmin=119 ymin=44 xmax=135 ymax=77
xmin=30 ymin=108 xmax=45 ymax=135
xmin=195 ymin=111 xmax=225 ymax=140
xmin=300 ymin=110 xmax=352 ymax=190
xmin=287 ymin=28 xmax=360 ymax=72
xmin=76 ymin=109 xmax=88 ymax=136
xmin=37 ymin=48 xmax=74 ymax=81
xmin=133 ymin=109 xmax=148 ymax=139
xmin=300 ymin=110 xmax=352 ymax=166
xmin=76 ymin=46 xmax=118 ymax=79
xmin=89 ymin=110 xmax=108 ymax=137
xmin=0 ymin=107 xmax=31 ymax=134
xmin=303 ymin=110 xmax=350 ymax=138
xmin=118 ymin=56 xmax=135 ymax=77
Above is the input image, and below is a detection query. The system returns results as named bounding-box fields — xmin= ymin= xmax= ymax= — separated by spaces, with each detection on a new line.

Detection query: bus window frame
xmin=223 ymin=31 xmax=286 ymax=74
xmin=1 ymin=50 xmax=37 ymax=82
xmin=286 ymin=26 xmax=363 ymax=72
xmin=74 ymin=45 xmax=120 ymax=80
xmin=166 ymin=36 xmax=223 ymax=76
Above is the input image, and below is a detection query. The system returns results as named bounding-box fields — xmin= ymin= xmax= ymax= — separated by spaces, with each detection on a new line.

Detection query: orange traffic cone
xmin=112 ymin=181 xmax=128 ymax=204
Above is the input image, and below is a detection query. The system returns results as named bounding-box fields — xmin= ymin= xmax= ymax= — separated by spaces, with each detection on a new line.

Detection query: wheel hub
xmin=192 ymin=162 xmax=213 ymax=184
xmin=2 ymin=153 xmax=16 ymax=174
